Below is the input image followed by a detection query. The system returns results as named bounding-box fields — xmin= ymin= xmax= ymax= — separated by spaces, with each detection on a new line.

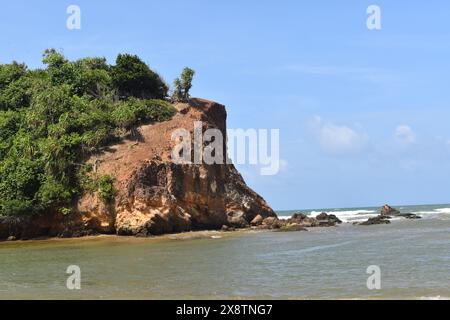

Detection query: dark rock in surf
xmin=358 ymin=215 xmax=391 ymax=226
xmin=380 ymin=205 xmax=400 ymax=216
xmin=286 ymin=213 xmax=318 ymax=227
xmin=261 ymin=217 xmax=284 ymax=229
xmin=276 ymin=223 xmax=308 ymax=232
xmin=315 ymin=212 xmax=342 ymax=226
xmin=398 ymin=213 xmax=421 ymax=219
xmin=380 ymin=204 xmax=422 ymax=220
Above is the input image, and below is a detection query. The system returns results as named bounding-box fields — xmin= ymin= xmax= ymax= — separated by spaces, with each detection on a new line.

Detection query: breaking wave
xmin=411 ymin=208 xmax=450 ymax=220
xmin=278 ymin=206 xmax=450 ymax=222
xmin=278 ymin=209 xmax=378 ymax=223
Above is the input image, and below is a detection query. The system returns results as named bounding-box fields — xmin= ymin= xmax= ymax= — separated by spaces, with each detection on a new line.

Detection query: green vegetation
xmin=0 ymin=50 xmax=178 ymax=216
xmin=98 ymin=175 xmax=116 ymax=203
xmin=112 ymin=54 xmax=168 ymax=100
xmin=172 ymin=67 xmax=195 ymax=102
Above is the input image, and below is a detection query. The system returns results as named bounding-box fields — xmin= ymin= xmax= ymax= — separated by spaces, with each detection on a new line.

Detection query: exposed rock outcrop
xmin=357 ymin=215 xmax=391 ymax=226
xmin=281 ymin=212 xmax=342 ymax=228
xmin=380 ymin=204 xmax=400 ymax=216
xmin=380 ymin=205 xmax=421 ymax=220
xmin=107 ymin=99 xmax=275 ymax=236
xmin=112 ymin=159 xmax=275 ymax=236
xmin=315 ymin=212 xmax=342 ymax=226
xmin=286 ymin=213 xmax=318 ymax=227
xmin=257 ymin=211 xmax=343 ymax=232
xmin=0 ymin=210 xmax=112 ymax=240
xmin=260 ymin=217 xmax=284 ymax=229
xmin=398 ymin=213 xmax=421 ymax=219
xmin=276 ymin=224 xmax=308 ymax=232
xmin=0 ymin=98 xmax=276 ymax=240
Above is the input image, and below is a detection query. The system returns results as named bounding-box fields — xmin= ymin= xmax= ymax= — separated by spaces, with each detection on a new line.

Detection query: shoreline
xmin=0 ymin=211 xmax=432 ymax=245
xmin=0 ymin=224 xmax=348 ymax=246
xmin=0 ymin=228 xmax=262 ymax=246
xmin=2 ymin=202 xmax=446 ymax=244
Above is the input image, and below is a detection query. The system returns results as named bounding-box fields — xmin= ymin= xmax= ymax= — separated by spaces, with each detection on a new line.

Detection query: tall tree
xmin=171 ymin=67 xmax=195 ymax=102
xmin=111 ymin=54 xmax=168 ymax=100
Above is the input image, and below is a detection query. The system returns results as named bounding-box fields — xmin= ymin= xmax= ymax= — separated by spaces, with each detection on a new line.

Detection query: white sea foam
xmin=411 ymin=207 xmax=450 ymax=220
xmin=278 ymin=210 xmax=378 ymax=223
xmin=278 ymin=206 xmax=450 ymax=223
xmin=310 ymin=210 xmax=377 ymax=223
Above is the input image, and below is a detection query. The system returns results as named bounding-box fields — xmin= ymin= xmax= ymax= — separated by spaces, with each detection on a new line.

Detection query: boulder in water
xmin=380 ymin=204 xmax=400 ymax=216
xmin=287 ymin=213 xmax=318 ymax=227
xmin=398 ymin=213 xmax=421 ymax=219
xmin=276 ymin=223 xmax=308 ymax=232
xmin=358 ymin=215 xmax=391 ymax=226
xmin=380 ymin=205 xmax=422 ymax=220
xmin=261 ymin=217 xmax=283 ymax=229
xmin=291 ymin=213 xmax=308 ymax=220
xmin=315 ymin=212 xmax=342 ymax=226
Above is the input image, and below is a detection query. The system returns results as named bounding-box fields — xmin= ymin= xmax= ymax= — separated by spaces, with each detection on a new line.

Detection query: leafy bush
xmin=98 ymin=175 xmax=116 ymax=203
xmin=0 ymin=61 xmax=27 ymax=89
xmin=0 ymin=199 xmax=34 ymax=216
xmin=111 ymin=54 xmax=168 ymax=99
xmin=112 ymin=98 xmax=176 ymax=130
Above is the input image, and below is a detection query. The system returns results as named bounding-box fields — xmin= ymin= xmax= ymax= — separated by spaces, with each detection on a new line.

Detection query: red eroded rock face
xmin=104 ymin=99 xmax=275 ymax=236
xmin=79 ymin=98 xmax=276 ymax=236
xmin=113 ymin=160 xmax=275 ymax=236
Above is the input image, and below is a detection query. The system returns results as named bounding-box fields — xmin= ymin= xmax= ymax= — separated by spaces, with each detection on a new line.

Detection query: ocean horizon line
xmin=275 ymin=202 xmax=450 ymax=213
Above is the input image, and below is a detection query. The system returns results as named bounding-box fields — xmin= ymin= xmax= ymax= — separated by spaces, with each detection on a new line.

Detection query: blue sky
xmin=1 ymin=0 xmax=450 ymax=210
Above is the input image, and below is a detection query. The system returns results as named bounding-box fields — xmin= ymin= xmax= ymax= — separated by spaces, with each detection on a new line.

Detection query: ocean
xmin=277 ymin=203 xmax=450 ymax=223
xmin=0 ymin=204 xmax=449 ymax=300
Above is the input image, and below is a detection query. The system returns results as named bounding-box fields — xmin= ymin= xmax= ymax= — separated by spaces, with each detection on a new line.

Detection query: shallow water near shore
xmin=0 ymin=205 xmax=449 ymax=300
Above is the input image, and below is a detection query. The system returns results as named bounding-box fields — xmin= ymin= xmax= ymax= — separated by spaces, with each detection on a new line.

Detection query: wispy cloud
xmin=280 ymin=64 xmax=398 ymax=84
xmin=279 ymin=159 xmax=289 ymax=172
xmin=308 ymin=116 xmax=369 ymax=156
xmin=394 ymin=125 xmax=416 ymax=146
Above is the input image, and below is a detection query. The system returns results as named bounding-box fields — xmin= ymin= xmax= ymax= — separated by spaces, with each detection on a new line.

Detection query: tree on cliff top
xmin=171 ymin=67 xmax=195 ymax=102
xmin=111 ymin=54 xmax=168 ymax=100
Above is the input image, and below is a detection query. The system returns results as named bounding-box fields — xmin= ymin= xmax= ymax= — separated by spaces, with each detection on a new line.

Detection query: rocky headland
xmin=1 ymin=98 xmax=277 ymax=240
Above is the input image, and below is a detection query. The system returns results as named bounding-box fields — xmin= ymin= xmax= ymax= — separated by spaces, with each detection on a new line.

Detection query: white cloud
xmin=279 ymin=159 xmax=289 ymax=172
xmin=281 ymin=64 xmax=396 ymax=84
xmin=394 ymin=125 xmax=416 ymax=146
xmin=309 ymin=116 xmax=369 ymax=155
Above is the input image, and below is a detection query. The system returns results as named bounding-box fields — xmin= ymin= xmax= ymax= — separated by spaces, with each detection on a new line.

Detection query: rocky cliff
xmin=0 ymin=98 xmax=276 ymax=240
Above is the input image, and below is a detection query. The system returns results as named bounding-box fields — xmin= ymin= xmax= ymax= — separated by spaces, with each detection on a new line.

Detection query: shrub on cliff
xmin=98 ymin=175 xmax=116 ymax=203
xmin=0 ymin=61 xmax=27 ymax=89
xmin=0 ymin=50 xmax=176 ymax=217
xmin=0 ymin=62 xmax=32 ymax=110
xmin=112 ymin=99 xmax=176 ymax=131
xmin=111 ymin=54 xmax=168 ymax=100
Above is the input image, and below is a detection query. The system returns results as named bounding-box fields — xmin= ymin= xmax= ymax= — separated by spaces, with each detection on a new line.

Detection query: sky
xmin=1 ymin=0 xmax=450 ymax=210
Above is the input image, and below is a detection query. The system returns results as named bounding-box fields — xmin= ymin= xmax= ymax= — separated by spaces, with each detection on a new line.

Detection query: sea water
xmin=0 ymin=204 xmax=449 ymax=299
